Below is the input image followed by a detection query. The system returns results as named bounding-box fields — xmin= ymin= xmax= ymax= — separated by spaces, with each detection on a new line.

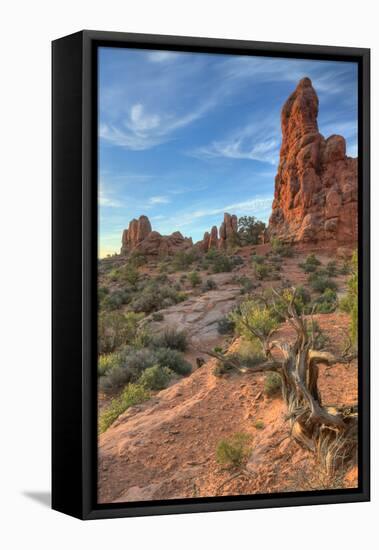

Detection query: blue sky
xmin=98 ymin=47 xmax=358 ymax=257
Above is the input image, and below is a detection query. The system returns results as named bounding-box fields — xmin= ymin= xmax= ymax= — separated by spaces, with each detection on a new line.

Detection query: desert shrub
xmin=232 ymin=255 xmax=245 ymax=267
xmin=98 ymin=347 xmax=158 ymax=392
xmin=299 ymin=253 xmax=322 ymax=272
xmin=151 ymin=328 xmax=188 ymax=351
xmin=99 ymin=383 xmax=150 ymax=433
xmin=216 ymin=433 xmax=251 ymax=468
xmin=217 ymin=315 xmax=236 ymax=335
xmin=231 ymin=300 xmax=279 ymax=345
xmin=264 ymin=372 xmax=282 ymax=396
xmin=339 ymin=260 xmax=351 ymax=275
xmin=98 ymin=311 xmax=144 ymax=354
xmin=129 ymin=251 xmax=147 ymax=268
xmin=325 ymin=260 xmax=338 ymax=277
xmin=98 ymin=352 xmax=121 ymax=377
xmin=202 ymin=278 xmax=217 ymax=291
xmin=212 ymin=254 xmax=233 ymax=273
xmin=308 ymin=272 xmax=338 ymax=293
xmin=237 ymin=216 xmax=266 ymax=245
xmin=139 ymin=365 xmax=172 ymax=391
xmin=153 ymin=348 xmax=192 ymax=375
xmin=251 ymin=254 xmax=265 ymax=265
xmin=151 ymin=312 xmax=164 ymax=322
xmin=254 ymin=263 xmax=272 ymax=280
xmin=118 ymin=265 xmax=140 ymax=286
xmin=172 ymin=250 xmax=197 ymax=271
xmin=130 ymin=282 xmax=186 ymax=313
xmin=312 ymin=288 xmax=338 ymax=313
xmin=254 ymin=420 xmax=265 ymax=430
xmin=101 ymin=289 xmax=130 ymax=311
xmin=339 ymin=251 xmax=358 ymax=344
xmin=98 ymin=286 xmax=109 ymax=302
xmin=188 ymin=271 xmax=202 ymax=287
xmin=236 ymin=276 xmax=255 ymax=295
xmin=230 ymin=299 xmax=279 ymax=354
xmin=271 ymin=237 xmax=293 ymax=257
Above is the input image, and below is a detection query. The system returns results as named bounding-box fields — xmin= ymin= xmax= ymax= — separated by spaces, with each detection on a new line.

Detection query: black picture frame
xmin=52 ymin=30 xmax=370 ymax=520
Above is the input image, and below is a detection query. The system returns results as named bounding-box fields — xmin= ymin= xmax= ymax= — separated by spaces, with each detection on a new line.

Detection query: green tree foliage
xmin=340 ymin=251 xmax=358 ymax=344
xmin=237 ymin=216 xmax=266 ymax=245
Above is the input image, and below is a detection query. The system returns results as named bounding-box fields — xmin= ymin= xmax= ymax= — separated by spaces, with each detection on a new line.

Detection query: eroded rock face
xmin=200 ymin=225 xmax=219 ymax=251
xmin=121 ymin=215 xmax=152 ymax=254
xmin=200 ymin=214 xmax=239 ymax=251
xmin=120 ymin=216 xmax=192 ymax=257
xmin=219 ymin=213 xmax=238 ymax=249
xmin=268 ymin=77 xmax=358 ymax=245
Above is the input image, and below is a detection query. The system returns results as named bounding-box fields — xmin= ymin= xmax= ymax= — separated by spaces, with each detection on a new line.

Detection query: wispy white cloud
xmin=99 ymin=188 xmax=123 ymax=208
xmin=147 ymin=51 xmax=181 ymax=63
xmin=148 ymin=195 xmax=171 ymax=205
xmin=100 ymin=100 xmax=214 ymax=151
xmin=191 ymin=116 xmax=280 ymax=165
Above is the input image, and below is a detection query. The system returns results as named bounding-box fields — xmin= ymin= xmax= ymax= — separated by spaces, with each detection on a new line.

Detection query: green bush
xmin=98 ymin=311 xmax=145 ymax=354
xmin=98 ymin=353 xmax=121 ymax=377
xmin=254 ymin=420 xmax=265 ymax=430
xmin=188 ymin=271 xmax=202 ymax=287
xmin=312 ymin=288 xmax=337 ymax=313
xmin=264 ymin=372 xmax=282 ymax=396
xmin=151 ymin=312 xmax=164 ymax=322
xmin=139 ymin=365 xmax=172 ymax=391
xmin=216 ymin=433 xmax=251 ymax=468
xmin=251 ymin=254 xmax=265 ymax=265
xmin=254 ymin=263 xmax=272 ymax=280
xmin=271 ymin=237 xmax=293 ymax=257
xmin=129 ymin=251 xmax=147 ymax=268
xmin=237 ymin=276 xmax=255 ymax=295
xmin=98 ymin=347 xmax=157 ymax=392
xmin=231 ymin=300 xmax=279 ymax=344
xmin=308 ymin=272 xmax=338 ymax=293
xmin=172 ymin=250 xmax=197 ymax=270
xmin=217 ymin=316 xmax=236 ymax=335
xmin=299 ymin=253 xmax=321 ymax=272
xmin=212 ymin=254 xmax=233 ymax=273
xmin=339 ymin=251 xmax=358 ymax=344
xmin=202 ymin=278 xmax=217 ymax=291
xmin=339 ymin=260 xmax=351 ymax=275
xmin=151 ymin=328 xmax=188 ymax=351
xmin=99 ymin=383 xmax=150 ymax=433
xmin=130 ymin=282 xmax=186 ymax=313
xmin=325 ymin=260 xmax=338 ymax=277
xmin=154 ymin=347 xmax=192 ymax=375
xmin=101 ymin=289 xmax=130 ymax=311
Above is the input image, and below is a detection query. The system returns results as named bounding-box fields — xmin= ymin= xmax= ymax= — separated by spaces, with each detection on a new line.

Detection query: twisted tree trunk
xmin=201 ymin=291 xmax=358 ymax=476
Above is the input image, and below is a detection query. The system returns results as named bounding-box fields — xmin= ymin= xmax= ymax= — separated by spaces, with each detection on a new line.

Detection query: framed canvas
xmin=52 ymin=30 xmax=370 ymax=520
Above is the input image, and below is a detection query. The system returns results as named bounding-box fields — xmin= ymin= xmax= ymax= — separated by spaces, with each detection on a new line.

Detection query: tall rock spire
xmin=269 ymin=77 xmax=357 ymax=245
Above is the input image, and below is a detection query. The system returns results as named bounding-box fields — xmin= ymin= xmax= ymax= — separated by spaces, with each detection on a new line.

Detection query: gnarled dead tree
xmin=201 ymin=288 xmax=357 ymax=476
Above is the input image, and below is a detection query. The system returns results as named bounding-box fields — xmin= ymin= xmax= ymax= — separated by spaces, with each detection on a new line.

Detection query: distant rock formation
xmin=120 ymin=215 xmax=192 ymax=257
xmin=200 ymin=213 xmax=239 ymax=251
xmin=268 ymin=77 xmax=358 ymax=245
xmin=219 ymin=213 xmax=238 ymax=249
xmin=121 ymin=215 xmax=152 ymax=254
